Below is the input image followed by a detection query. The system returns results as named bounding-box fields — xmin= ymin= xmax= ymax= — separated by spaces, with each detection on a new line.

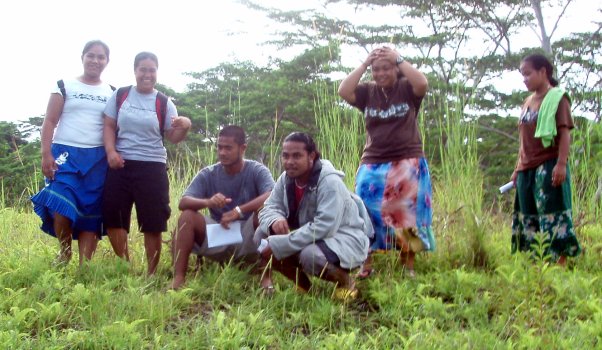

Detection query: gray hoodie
xmin=258 ymin=159 xmax=370 ymax=269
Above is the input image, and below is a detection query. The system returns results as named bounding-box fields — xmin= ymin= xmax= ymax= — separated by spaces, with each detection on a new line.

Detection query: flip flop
xmin=333 ymin=287 xmax=358 ymax=302
xmin=261 ymin=285 xmax=275 ymax=297
xmin=356 ymin=267 xmax=374 ymax=279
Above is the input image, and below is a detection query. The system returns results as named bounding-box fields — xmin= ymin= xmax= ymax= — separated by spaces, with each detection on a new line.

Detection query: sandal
xmin=261 ymin=284 xmax=275 ymax=297
xmin=333 ymin=287 xmax=358 ymax=302
xmin=356 ymin=267 xmax=374 ymax=279
xmin=405 ymin=268 xmax=416 ymax=279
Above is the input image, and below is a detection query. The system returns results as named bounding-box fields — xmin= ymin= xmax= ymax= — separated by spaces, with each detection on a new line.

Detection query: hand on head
xmin=365 ymin=46 xmax=400 ymax=67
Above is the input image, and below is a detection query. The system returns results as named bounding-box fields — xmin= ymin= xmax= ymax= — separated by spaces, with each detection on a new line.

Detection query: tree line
xmin=1 ymin=0 xmax=600 ymax=209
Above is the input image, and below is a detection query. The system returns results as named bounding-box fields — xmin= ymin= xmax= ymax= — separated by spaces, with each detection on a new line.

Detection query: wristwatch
xmin=234 ymin=206 xmax=244 ymax=219
xmin=396 ymin=55 xmax=405 ymax=65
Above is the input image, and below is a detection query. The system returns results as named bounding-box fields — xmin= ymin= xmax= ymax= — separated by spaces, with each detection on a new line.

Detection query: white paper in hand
xmin=206 ymin=221 xmax=243 ymax=248
xmin=499 ymin=181 xmax=515 ymax=194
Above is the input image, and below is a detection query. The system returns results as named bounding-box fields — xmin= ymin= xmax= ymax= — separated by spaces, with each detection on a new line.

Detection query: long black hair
xmin=522 ymin=53 xmax=559 ymax=87
xmin=82 ymin=40 xmax=110 ymax=60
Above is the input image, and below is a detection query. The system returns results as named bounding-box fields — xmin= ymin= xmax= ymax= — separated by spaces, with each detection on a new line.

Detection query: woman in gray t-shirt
xmin=102 ymin=51 xmax=191 ymax=275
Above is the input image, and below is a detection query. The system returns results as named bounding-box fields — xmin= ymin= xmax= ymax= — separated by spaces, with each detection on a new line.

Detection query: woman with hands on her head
xmin=338 ymin=46 xmax=435 ymax=278
xmin=102 ymin=51 xmax=191 ymax=275
xmin=31 ymin=40 xmax=115 ymax=266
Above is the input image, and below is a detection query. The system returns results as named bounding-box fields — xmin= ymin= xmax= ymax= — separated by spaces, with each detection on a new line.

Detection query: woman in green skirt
xmin=511 ymin=53 xmax=581 ymax=264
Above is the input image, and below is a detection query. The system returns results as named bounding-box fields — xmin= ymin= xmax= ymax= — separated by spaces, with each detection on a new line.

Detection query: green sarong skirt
xmin=511 ymin=158 xmax=581 ymax=258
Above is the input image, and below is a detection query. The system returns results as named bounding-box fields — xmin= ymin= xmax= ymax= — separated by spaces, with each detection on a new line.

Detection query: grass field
xmin=1 ymin=206 xmax=600 ymax=349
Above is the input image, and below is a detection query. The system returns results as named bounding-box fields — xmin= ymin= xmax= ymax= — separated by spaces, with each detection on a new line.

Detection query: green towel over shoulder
xmin=534 ymin=87 xmax=570 ymax=148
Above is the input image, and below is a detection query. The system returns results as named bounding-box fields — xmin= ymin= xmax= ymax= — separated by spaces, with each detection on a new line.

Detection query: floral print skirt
xmin=512 ymin=158 xmax=581 ymax=258
xmin=356 ymin=158 xmax=435 ymax=252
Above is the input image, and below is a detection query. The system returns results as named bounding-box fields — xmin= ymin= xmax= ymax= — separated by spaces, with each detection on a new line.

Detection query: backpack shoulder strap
xmin=57 ymin=80 xmax=66 ymax=101
xmin=155 ymin=91 xmax=169 ymax=137
xmin=115 ymin=86 xmax=132 ymax=117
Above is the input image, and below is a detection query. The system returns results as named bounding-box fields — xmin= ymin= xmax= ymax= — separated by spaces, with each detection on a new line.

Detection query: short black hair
xmin=218 ymin=125 xmax=246 ymax=145
xmin=283 ymin=132 xmax=321 ymax=159
xmin=134 ymin=51 xmax=159 ymax=70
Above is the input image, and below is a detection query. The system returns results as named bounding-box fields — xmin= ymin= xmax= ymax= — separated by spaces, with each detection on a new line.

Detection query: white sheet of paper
xmin=206 ymin=222 xmax=243 ymax=248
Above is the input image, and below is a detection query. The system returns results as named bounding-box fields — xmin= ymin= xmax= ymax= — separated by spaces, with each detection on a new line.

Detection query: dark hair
xmin=134 ymin=51 xmax=159 ymax=69
xmin=218 ymin=125 xmax=246 ymax=145
xmin=522 ymin=53 xmax=559 ymax=87
xmin=82 ymin=40 xmax=110 ymax=60
xmin=283 ymin=132 xmax=321 ymax=159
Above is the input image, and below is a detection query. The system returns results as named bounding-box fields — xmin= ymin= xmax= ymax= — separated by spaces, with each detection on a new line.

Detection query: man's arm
xmin=238 ymin=191 xmax=271 ymax=216
xmin=178 ymin=195 xmax=212 ymax=211
xmin=258 ymin=175 xmax=288 ymax=234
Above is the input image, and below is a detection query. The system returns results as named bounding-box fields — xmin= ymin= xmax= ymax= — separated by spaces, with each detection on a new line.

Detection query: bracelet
xmin=234 ymin=206 xmax=244 ymax=219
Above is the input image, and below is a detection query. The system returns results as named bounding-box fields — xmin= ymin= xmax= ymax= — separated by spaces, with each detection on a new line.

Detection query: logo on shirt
xmin=365 ymin=103 xmax=410 ymax=119
xmin=520 ymin=108 xmax=538 ymax=125
xmin=70 ymin=93 xmax=109 ymax=103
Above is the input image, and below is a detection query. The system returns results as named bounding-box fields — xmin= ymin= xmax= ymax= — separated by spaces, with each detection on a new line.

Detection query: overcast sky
xmin=0 ymin=0 xmax=598 ymax=123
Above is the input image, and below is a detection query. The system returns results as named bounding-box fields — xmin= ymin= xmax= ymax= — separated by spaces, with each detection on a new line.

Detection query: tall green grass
xmin=570 ymin=116 xmax=602 ymax=222
xmin=313 ymin=82 xmax=365 ymax=189
xmin=429 ymin=93 xmax=489 ymax=268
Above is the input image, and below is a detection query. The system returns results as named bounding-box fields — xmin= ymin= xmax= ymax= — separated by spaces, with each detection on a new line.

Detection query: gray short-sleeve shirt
xmin=104 ymin=87 xmax=177 ymax=163
xmin=183 ymin=160 xmax=275 ymax=221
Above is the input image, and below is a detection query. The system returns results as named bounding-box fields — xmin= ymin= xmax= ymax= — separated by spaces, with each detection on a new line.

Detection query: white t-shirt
xmin=103 ymin=87 xmax=177 ymax=163
xmin=52 ymin=79 xmax=115 ymax=147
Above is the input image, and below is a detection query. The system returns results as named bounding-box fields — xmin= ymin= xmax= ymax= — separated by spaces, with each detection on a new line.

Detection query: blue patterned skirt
xmin=356 ymin=158 xmax=435 ymax=252
xmin=31 ymin=144 xmax=108 ymax=239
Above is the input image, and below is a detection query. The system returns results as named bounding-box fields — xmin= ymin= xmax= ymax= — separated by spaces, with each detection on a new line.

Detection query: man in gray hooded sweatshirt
xmin=256 ymin=132 xmax=372 ymax=299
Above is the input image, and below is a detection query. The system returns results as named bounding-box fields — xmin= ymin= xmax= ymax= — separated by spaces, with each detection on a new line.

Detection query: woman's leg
xmin=107 ymin=228 xmax=129 ymax=261
xmin=77 ymin=231 xmax=98 ymax=265
xmin=400 ymin=250 xmax=416 ymax=277
xmin=53 ymin=213 xmax=73 ymax=263
xmin=144 ymin=232 xmax=162 ymax=276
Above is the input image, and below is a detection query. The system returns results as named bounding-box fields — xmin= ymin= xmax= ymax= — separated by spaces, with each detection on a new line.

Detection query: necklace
xmin=295 ymin=179 xmax=307 ymax=189
xmin=381 ymin=87 xmax=389 ymax=101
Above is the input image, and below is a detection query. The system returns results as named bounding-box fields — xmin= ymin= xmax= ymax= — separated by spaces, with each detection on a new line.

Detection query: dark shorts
xmin=102 ymin=160 xmax=171 ymax=233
